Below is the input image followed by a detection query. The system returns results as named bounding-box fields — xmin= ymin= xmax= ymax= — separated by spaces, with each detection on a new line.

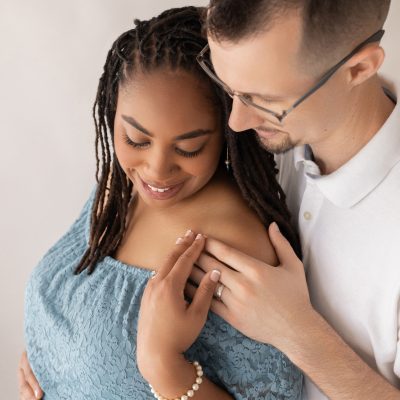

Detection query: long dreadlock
xmin=227 ymin=121 xmax=302 ymax=257
xmin=74 ymin=6 xmax=300 ymax=275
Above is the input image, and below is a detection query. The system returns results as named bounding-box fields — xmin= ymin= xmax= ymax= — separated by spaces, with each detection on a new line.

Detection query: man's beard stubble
xmin=254 ymin=129 xmax=296 ymax=155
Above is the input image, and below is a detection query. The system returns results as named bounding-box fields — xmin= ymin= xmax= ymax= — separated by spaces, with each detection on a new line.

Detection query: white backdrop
xmin=0 ymin=1 xmax=398 ymax=397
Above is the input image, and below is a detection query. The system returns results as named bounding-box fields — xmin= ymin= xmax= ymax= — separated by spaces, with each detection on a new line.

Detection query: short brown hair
xmin=206 ymin=0 xmax=391 ymax=69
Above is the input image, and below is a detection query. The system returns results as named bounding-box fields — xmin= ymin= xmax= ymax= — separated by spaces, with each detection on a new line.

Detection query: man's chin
xmin=255 ymin=134 xmax=295 ymax=155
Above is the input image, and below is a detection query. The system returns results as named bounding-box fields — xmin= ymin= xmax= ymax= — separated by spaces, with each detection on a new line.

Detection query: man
xmin=191 ymin=1 xmax=400 ymax=399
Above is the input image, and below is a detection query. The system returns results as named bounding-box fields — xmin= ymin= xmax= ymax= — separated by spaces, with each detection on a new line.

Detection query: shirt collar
xmin=294 ymin=91 xmax=400 ymax=208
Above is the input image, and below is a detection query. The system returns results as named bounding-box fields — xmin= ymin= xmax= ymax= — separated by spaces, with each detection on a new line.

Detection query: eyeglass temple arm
xmin=281 ymin=29 xmax=385 ymax=119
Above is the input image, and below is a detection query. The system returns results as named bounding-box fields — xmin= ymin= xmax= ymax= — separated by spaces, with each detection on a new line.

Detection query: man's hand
xmin=18 ymin=351 xmax=43 ymax=400
xmin=187 ymin=222 xmax=314 ymax=349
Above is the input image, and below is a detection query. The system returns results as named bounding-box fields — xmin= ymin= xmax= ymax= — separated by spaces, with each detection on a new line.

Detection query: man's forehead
xmin=207 ymin=10 xmax=302 ymax=60
xmin=207 ymin=16 xmax=307 ymax=95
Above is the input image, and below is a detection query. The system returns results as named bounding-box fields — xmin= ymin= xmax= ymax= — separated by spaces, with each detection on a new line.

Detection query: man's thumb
xmin=268 ymin=222 xmax=298 ymax=267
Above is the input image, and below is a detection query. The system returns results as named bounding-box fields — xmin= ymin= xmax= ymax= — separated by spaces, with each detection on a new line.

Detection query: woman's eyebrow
xmin=122 ymin=114 xmax=213 ymax=140
xmin=122 ymin=115 xmax=152 ymax=136
xmin=174 ymin=130 xmax=213 ymax=141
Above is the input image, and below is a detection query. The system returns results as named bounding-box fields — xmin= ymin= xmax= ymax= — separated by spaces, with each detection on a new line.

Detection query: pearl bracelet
xmin=149 ymin=361 xmax=204 ymax=400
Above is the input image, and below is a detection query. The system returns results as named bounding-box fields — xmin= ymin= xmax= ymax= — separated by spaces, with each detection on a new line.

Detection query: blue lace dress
xmin=24 ymin=185 xmax=303 ymax=399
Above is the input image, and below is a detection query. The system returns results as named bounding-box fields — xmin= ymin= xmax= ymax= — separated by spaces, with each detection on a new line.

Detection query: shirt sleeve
xmin=40 ymin=184 xmax=97 ymax=259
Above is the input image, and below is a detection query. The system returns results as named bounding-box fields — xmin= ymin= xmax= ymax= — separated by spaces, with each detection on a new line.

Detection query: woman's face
xmin=114 ymin=69 xmax=224 ymax=209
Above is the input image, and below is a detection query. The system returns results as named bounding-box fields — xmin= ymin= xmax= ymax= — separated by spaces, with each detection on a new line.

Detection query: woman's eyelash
xmin=123 ymin=134 xmax=149 ymax=148
xmin=175 ymin=147 xmax=204 ymax=158
xmin=123 ymin=133 xmax=204 ymax=158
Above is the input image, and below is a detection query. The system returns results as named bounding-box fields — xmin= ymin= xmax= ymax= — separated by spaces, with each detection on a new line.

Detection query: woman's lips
xmin=140 ymin=177 xmax=185 ymax=200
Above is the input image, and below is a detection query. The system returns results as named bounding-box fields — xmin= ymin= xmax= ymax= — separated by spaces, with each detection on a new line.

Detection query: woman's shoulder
xmin=190 ymin=176 xmax=278 ymax=266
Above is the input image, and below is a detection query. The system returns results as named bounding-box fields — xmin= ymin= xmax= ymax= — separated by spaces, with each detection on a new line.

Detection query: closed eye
xmin=123 ymin=133 xmax=205 ymax=158
xmin=123 ymin=134 xmax=149 ymax=148
xmin=175 ymin=146 xmax=205 ymax=158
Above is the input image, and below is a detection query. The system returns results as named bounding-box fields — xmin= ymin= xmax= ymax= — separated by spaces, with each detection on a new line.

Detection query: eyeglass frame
xmin=197 ymin=29 xmax=385 ymax=123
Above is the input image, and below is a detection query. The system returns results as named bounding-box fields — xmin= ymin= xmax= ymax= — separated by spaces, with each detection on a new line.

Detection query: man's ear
xmin=346 ymin=44 xmax=386 ymax=87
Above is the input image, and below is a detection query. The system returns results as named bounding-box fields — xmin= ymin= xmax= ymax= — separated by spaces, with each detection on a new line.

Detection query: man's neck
xmin=310 ymin=79 xmax=395 ymax=175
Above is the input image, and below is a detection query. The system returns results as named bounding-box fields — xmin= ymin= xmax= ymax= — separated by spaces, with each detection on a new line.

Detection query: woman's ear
xmin=346 ymin=44 xmax=385 ymax=87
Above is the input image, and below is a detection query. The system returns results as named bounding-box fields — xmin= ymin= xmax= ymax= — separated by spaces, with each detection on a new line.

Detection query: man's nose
xmin=228 ymin=97 xmax=265 ymax=133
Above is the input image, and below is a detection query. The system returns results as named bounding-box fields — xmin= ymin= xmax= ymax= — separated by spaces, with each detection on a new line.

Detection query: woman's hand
xmin=187 ymin=223 xmax=314 ymax=351
xmin=18 ymin=350 xmax=43 ymax=400
xmin=137 ymin=230 xmax=221 ymax=381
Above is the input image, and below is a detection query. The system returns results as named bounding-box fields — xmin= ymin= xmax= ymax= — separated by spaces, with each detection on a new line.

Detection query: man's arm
xmin=193 ymin=223 xmax=400 ymax=400
xmin=283 ymin=307 xmax=399 ymax=400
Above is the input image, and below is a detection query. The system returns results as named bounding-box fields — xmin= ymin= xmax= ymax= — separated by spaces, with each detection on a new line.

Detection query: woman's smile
xmin=139 ymin=175 xmax=186 ymax=200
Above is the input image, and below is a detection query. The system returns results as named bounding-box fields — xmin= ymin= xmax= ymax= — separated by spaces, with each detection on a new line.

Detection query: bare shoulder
xmin=116 ymin=175 xmax=278 ymax=270
xmin=194 ymin=178 xmax=278 ymax=266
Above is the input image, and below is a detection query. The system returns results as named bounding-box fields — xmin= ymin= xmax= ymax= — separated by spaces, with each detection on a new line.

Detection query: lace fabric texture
xmin=24 ymin=185 xmax=303 ymax=399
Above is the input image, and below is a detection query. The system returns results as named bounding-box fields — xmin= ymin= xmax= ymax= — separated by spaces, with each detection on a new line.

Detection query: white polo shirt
xmin=276 ymin=96 xmax=400 ymax=399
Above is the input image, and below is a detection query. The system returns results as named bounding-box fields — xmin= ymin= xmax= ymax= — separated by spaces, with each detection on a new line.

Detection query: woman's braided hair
xmin=74 ymin=6 xmax=300 ymax=275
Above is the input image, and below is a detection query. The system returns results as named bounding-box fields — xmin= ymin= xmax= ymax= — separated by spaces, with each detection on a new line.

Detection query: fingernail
xmin=271 ymin=222 xmax=279 ymax=232
xmin=185 ymin=229 xmax=193 ymax=237
xmin=210 ymin=270 xmax=221 ymax=282
xmin=195 ymin=233 xmax=202 ymax=240
xmin=34 ymin=389 xmax=41 ymax=399
xmin=176 ymin=237 xmax=184 ymax=244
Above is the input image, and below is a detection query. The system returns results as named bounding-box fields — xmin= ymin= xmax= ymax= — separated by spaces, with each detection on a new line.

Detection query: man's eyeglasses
xmin=197 ymin=30 xmax=385 ymax=124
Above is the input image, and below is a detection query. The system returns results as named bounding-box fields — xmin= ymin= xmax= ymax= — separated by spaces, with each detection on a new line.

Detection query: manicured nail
xmin=176 ymin=237 xmax=184 ymax=244
xmin=271 ymin=222 xmax=279 ymax=232
xmin=34 ymin=389 xmax=41 ymax=399
xmin=210 ymin=270 xmax=221 ymax=282
xmin=195 ymin=233 xmax=202 ymax=240
xmin=185 ymin=229 xmax=193 ymax=237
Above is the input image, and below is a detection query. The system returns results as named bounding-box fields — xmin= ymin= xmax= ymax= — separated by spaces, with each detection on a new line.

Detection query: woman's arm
xmin=142 ymin=355 xmax=233 ymax=400
xmin=137 ymin=231 xmax=233 ymax=400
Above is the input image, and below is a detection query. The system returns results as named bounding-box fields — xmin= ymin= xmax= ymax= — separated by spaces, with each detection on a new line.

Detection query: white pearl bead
xmin=148 ymin=361 xmax=204 ymax=400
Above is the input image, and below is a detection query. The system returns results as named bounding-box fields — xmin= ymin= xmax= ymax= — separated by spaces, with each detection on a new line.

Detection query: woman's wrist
xmin=144 ymin=354 xmax=201 ymax=399
xmin=149 ymin=361 xmax=204 ymax=400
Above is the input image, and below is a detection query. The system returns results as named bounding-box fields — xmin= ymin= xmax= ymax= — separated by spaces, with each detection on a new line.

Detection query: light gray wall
xmin=0 ymin=1 xmax=398 ymax=398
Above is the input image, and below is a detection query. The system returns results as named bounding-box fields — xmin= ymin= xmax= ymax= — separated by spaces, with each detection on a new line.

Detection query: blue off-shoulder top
xmin=24 ymin=184 xmax=303 ymax=400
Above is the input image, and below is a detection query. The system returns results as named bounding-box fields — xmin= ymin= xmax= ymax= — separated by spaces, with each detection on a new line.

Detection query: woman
xmin=20 ymin=6 xmax=302 ymax=400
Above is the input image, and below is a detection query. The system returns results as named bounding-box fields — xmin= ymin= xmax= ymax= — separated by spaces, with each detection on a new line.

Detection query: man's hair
xmin=74 ymin=6 xmax=301 ymax=275
xmin=206 ymin=0 xmax=391 ymax=69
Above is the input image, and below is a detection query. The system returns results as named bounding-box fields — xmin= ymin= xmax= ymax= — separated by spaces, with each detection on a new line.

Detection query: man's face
xmin=208 ymin=11 xmax=352 ymax=154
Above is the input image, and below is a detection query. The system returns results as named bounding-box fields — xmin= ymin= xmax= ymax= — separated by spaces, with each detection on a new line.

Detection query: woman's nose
xmin=144 ymin=148 xmax=177 ymax=181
